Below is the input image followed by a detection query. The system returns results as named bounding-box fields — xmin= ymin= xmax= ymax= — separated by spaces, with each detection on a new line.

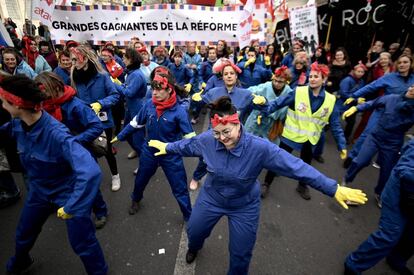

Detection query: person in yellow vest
xmin=261 ymin=62 xmax=347 ymax=200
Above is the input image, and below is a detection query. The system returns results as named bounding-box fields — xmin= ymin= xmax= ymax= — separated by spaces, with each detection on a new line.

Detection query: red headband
xmin=154 ymin=67 xmax=170 ymax=76
xmin=0 ymin=87 xmax=42 ymax=111
xmin=137 ymin=46 xmax=148 ymax=54
xmin=214 ymin=61 xmax=242 ymax=74
xmin=274 ymin=65 xmax=289 ymax=77
xmin=210 ymin=113 xmax=240 ymax=128
xmin=152 ymin=74 xmax=169 ymax=89
xmin=310 ymin=62 xmax=330 ymax=77
xmin=70 ymin=47 xmax=85 ymax=63
xmin=354 ymin=61 xmax=368 ymax=71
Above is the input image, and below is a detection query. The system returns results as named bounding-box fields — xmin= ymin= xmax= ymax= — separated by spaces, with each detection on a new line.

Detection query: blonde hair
xmin=70 ymin=45 xmax=105 ymax=87
xmin=35 ymin=72 xmax=65 ymax=99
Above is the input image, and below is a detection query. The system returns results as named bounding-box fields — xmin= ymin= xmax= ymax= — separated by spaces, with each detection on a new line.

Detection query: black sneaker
xmin=185 ymin=250 xmax=198 ymax=264
xmin=386 ymin=257 xmax=414 ymax=275
xmin=296 ymin=184 xmax=311 ymax=200
xmin=343 ymin=157 xmax=353 ymax=169
xmin=313 ymin=155 xmax=325 ymax=163
xmin=260 ymin=184 xmax=270 ymax=198
xmin=128 ymin=201 xmax=139 ymax=215
xmin=6 ymin=255 xmax=34 ymax=274
xmin=95 ymin=216 xmax=107 ymax=229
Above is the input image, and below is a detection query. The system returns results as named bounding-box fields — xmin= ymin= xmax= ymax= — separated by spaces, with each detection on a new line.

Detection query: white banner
xmin=32 ymin=0 xmax=56 ymax=25
xmin=48 ymin=4 xmax=269 ymax=45
xmin=237 ymin=0 xmax=255 ymax=49
xmin=288 ymin=4 xmax=318 ymax=54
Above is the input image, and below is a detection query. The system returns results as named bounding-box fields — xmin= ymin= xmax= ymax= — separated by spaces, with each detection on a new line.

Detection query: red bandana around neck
xmin=42 ymin=85 xmax=77 ymax=121
xmin=0 ymin=87 xmax=42 ymax=111
xmin=152 ymin=90 xmax=177 ymax=118
xmin=210 ymin=113 xmax=240 ymax=128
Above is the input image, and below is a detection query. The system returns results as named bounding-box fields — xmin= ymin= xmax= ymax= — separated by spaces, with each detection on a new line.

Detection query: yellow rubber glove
xmin=237 ymin=55 xmax=244 ymax=62
xmin=201 ymin=82 xmax=206 ymax=89
xmin=257 ymin=115 xmax=262 ymax=125
xmin=110 ymin=77 xmax=122 ymax=85
xmin=342 ymin=106 xmax=358 ymax=120
xmin=184 ymin=83 xmax=192 ymax=93
xmin=340 ymin=149 xmax=347 ymax=160
xmin=244 ymin=57 xmax=256 ymax=67
xmin=148 ymin=140 xmax=168 ymax=156
xmin=57 ymin=207 xmax=72 ymax=219
xmin=357 ymin=97 xmax=366 ymax=104
xmin=344 ymin=97 xmax=355 ymax=105
xmin=192 ymin=92 xmax=203 ymax=102
xmin=334 ymin=184 xmax=368 ymax=209
xmin=264 ymin=56 xmax=271 ymax=66
xmin=252 ymin=94 xmax=266 ymax=105
xmin=90 ymin=102 xmax=102 ymax=114
xmin=110 ymin=136 xmax=118 ymax=144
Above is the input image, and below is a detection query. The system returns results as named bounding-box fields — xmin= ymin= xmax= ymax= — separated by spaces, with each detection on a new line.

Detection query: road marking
xmin=173 ymin=111 xmax=209 ymax=275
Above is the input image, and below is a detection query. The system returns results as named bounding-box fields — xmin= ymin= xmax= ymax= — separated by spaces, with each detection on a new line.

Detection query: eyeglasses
xmin=213 ymin=126 xmax=235 ymax=139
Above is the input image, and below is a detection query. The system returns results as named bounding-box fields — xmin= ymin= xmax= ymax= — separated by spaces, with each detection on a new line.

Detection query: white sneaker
xmin=111 ymin=174 xmax=121 ymax=191
xmin=128 ymin=150 xmax=137 ymax=159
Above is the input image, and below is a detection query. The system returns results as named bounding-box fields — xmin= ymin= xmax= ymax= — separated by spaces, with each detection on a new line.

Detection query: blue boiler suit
xmin=236 ymin=62 xmax=272 ymax=88
xmin=60 ymin=96 xmax=107 ymax=219
xmin=205 ymin=74 xmax=225 ymax=92
xmin=117 ymin=99 xmax=195 ymax=220
xmin=192 ymin=86 xmax=256 ymax=182
xmin=345 ymin=94 xmax=414 ymax=195
xmin=167 ymin=62 xmax=195 ymax=87
xmin=115 ymin=68 xmax=147 ymax=155
xmin=1 ymin=112 xmax=107 ymax=275
xmin=167 ymin=128 xmax=338 ymax=275
xmin=53 ymin=66 xmax=71 ymax=85
xmin=345 ymin=139 xmax=414 ymax=274
xmin=348 ymin=72 xmax=414 ymax=160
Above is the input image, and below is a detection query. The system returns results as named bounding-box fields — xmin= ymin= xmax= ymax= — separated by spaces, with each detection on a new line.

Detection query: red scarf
xmin=42 ymin=86 xmax=77 ymax=121
xmin=105 ymin=59 xmax=124 ymax=79
xmin=22 ymin=36 xmax=39 ymax=70
xmin=152 ymin=90 xmax=177 ymax=118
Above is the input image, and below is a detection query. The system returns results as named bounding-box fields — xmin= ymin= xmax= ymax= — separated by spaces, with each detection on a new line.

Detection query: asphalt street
xmin=1 ymin=113 xmax=413 ymax=275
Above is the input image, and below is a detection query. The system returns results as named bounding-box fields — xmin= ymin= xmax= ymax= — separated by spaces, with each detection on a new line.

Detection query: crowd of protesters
xmin=0 ymin=17 xmax=413 ymax=275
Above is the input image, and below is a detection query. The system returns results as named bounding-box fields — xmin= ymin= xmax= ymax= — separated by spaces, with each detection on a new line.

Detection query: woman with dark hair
xmin=0 ymin=74 xmax=107 ymax=274
xmin=148 ymin=96 xmax=367 ymax=275
xmin=35 ymin=71 xmax=108 ymax=228
xmin=38 ymin=41 xmax=58 ymax=69
xmin=1 ymin=47 xmax=37 ymax=78
xmin=112 ymin=69 xmax=195 ymax=220
xmin=70 ymin=45 xmax=122 ymax=191
xmin=53 ymin=50 xmax=72 ymax=85
xmin=264 ymin=43 xmax=282 ymax=71
xmin=115 ymin=48 xmax=147 ymax=156
xmin=311 ymin=46 xmax=329 ymax=65
xmin=327 ymin=47 xmax=352 ymax=93
xmin=217 ymin=40 xmax=229 ymax=59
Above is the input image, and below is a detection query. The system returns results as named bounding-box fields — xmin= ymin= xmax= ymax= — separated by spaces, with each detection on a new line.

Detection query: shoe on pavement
xmin=260 ymin=183 xmax=270 ymax=198
xmin=189 ymin=179 xmax=199 ymax=191
xmin=343 ymin=157 xmax=353 ymax=169
xmin=374 ymin=193 xmax=382 ymax=208
xmin=128 ymin=150 xmax=137 ymax=159
xmin=372 ymin=162 xmax=380 ymax=169
xmin=95 ymin=216 xmax=107 ymax=229
xmin=386 ymin=257 xmax=413 ymax=275
xmin=111 ymin=174 xmax=121 ymax=191
xmin=296 ymin=184 xmax=311 ymax=200
xmin=129 ymin=201 xmax=139 ymax=215
xmin=313 ymin=155 xmax=325 ymax=163
xmin=185 ymin=249 xmax=198 ymax=264
xmin=133 ymin=168 xmax=138 ymax=175
xmin=0 ymin=190 xmax=21 ymax=209
xmin=6 ymin=255 xmax=34 ymax=274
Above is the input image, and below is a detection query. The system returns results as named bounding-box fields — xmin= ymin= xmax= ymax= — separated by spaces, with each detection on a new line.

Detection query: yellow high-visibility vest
xmin=282 ymin=86 xmax=336 ymax=145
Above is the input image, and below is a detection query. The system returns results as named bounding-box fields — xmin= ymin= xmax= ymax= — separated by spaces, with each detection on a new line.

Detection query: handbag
xmin=85 ymin=131 xmax=108 ymax=158
xmin=268 ymin=119 xmax=284 ymax=141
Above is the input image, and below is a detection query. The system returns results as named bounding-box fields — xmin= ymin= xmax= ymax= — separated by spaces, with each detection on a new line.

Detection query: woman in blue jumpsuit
xmin=342 ymin=85 xmax=414 ymax=206
xmin=344 ymin=139 xmax=414 ymax=275
xmin=70 ymin=45 xmax=122 ymax=191
xmin=0 ymin=75 xmax=107 ymax=275
xmin=115 ymin=48 xmax=147 ymax=156
xmin=344 ymin=54 xmax=414 ymax=166
xmin=35 ymin=71 xmax=108 ymax=229
xmin=189 ymin=60 xmax=266 ymax=190
xmin=113 ymin=69 xmax=196 ymax=220
xmin=148 ymin=96 xmax=367 ymax=275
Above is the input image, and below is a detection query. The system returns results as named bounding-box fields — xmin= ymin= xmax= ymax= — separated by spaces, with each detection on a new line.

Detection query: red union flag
xmin=32 ymin=0 xmax=56 ymax=25
xmin=237 ymin=0 xmax=254 ymax=48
